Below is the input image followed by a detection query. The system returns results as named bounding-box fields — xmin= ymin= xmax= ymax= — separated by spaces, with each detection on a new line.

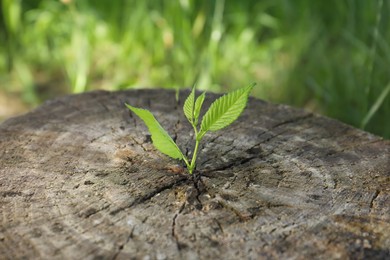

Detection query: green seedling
xmin=125 ymin=83 xmax=255 ymax=174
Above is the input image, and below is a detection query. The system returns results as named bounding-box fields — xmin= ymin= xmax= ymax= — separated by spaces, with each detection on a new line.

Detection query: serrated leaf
xmin=183 ymin=86 xmax=195 ymax=124
xmin=125 ymin=104 xmax=184 ymax=160
xmin=194 ymin=92 xmax=205 ymax=124
xmin=199 ymin=83 xmax=255 ymax=137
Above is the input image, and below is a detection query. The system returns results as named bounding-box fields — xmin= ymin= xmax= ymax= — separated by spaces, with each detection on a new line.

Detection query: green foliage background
xmin=1 ymin=0 xmax=389 ymax=138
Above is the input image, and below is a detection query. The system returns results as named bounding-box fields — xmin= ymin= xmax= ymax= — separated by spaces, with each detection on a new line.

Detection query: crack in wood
xmin=208 ymin=156 xmax=257 ymax=172
xmin=208 ymin=133 xmax=223 ymax=145
xmin=223 ymin=174 xmax=237 ymax=189
xmin=271 ymin=114 xmax=313 ymax=129
xmin=192 ymin=174 xmax=204 ymax=209
xmin=79 ymin=204 xmax=110 ymax=218
xmin=110 ymin=177 xmax=189 ymax=215
xmin=200 ymin=145 xmax=236 ymax=167
xmin=129 ymin=136 xmax=148 ymax=153
xmin=89 ymin=133 xmax=106 ymax=143
xmin=171 ymin=202 xmax=186 ymax=251
xmin=369 ymin=190 xmax=380 ymax=213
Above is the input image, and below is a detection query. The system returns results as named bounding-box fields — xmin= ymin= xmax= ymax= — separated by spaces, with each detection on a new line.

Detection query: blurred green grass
xmin=0 ymin=0 xmax=389 ymax=138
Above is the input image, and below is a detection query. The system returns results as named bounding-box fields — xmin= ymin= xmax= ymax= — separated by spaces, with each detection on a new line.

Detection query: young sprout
xmin=126 ymin=83 xmax=255 ymax=174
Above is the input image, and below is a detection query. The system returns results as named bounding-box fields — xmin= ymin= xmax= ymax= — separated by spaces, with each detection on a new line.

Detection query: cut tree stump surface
xmin=0 ymin=89 xmax=389 ymax=259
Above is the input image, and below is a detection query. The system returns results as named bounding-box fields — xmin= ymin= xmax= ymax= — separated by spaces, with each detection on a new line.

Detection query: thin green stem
xmin=189 ymin=138 xmax=201 ymax=174
xmin=192 ymin=122 xmax=198 ymax=137
xmin=182 ymin=154 xmax=190 ymax=170
xmin=187 ymin=122 xmax=200 ymax=174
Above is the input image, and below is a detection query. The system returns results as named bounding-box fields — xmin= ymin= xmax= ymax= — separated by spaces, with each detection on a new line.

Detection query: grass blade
xmin=361 ymin=82 xmax=390 ymax=129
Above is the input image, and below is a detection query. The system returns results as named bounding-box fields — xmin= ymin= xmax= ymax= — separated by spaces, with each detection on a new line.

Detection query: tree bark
xmin=0 ymin=89 xmax=389 ymax=259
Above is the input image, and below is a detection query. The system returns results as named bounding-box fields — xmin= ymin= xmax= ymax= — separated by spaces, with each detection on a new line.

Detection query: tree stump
xmin=0 ymin=89 xmax=389 ymax=259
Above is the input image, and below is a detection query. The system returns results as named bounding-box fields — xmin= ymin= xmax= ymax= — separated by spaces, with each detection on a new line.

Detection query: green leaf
xmin=361 ymin=81 xmax=390 ymax=128
xmin=183 ymin=86 xmax=195 ymax=125
xmin=199 ymin=83 xmax=255 ymax=137
xmin=125 ymin=104 xmax=184 ymax=160
xmin=194 ymin=92 xmax=205 ymax=124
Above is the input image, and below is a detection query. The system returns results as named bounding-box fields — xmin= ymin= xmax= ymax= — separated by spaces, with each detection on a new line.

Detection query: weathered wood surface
xmin=0 ymin=89 xmax=389 ymax=259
